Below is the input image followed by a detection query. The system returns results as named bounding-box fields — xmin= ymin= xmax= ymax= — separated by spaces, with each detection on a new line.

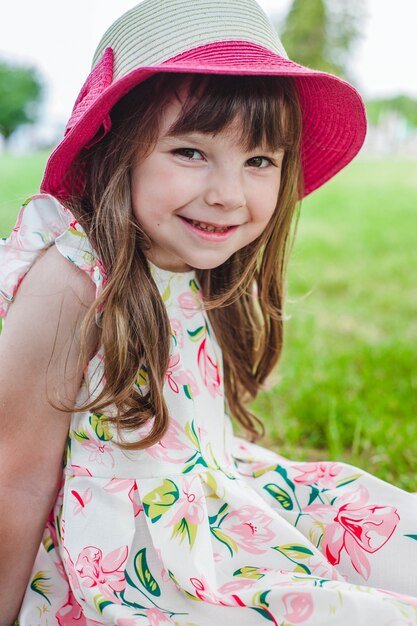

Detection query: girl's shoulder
xmin=0 ymin=193 xmax=105 ymax=321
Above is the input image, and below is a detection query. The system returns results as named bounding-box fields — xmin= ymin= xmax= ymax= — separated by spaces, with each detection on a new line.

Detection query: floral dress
xmin=1 ymin=194 xmax=417 ymax=626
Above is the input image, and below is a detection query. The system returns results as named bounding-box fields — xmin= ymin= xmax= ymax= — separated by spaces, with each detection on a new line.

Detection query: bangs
xmin=165 ymin=73 xmax=299 ymax=153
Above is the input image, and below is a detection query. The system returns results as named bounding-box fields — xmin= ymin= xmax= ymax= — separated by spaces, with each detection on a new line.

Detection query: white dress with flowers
xmin=1 ymin=194 xmax=417 ymax=626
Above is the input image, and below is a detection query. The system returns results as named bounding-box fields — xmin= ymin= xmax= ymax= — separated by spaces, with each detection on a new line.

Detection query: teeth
xmin=189 ymin=219 xmax=230 ymax=233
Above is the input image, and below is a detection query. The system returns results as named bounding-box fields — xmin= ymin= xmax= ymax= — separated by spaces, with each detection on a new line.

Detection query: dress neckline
xmin=147 ymin=259 xmax=196 ymax=283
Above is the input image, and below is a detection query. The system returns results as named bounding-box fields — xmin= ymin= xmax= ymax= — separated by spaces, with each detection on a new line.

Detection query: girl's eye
xmin=174 ymin=148 xmax=203 ymax=160
xmin=246 ymin=156 xmax=273 ymax=169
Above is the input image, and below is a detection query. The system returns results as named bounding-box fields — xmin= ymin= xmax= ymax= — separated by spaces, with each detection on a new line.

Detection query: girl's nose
xmin=204 ymin=168 xmax=246 ymax=211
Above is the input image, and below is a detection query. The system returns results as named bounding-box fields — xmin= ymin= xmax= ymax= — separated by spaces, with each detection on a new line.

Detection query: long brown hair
xmin=61 ymin=72 xmax=303 ymax=450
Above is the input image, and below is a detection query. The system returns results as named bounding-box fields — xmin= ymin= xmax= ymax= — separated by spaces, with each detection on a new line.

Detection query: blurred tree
xmin=0 ymin=62 xmax=43 ymax=144
xmin=366 ymin=95 xmax=417 ymax=128
xmin=281 ymin=0 xmax=365 ymax=79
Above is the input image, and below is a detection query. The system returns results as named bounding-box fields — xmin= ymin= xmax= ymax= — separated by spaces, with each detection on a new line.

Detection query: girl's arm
xmin=0 ymin=244 xmax=99 ymax=625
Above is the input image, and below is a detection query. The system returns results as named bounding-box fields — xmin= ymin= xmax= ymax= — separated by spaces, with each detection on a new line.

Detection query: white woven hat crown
xmin=93 ymin=0 xmax=288 ymax=79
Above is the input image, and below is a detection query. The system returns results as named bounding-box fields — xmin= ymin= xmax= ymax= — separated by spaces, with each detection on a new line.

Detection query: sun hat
xmin=40 ymin=0 xmax=367 ymax=199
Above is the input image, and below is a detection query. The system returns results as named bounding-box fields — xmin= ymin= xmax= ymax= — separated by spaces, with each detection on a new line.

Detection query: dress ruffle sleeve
xmin=0 ymin=193 xmax=106 ymax=320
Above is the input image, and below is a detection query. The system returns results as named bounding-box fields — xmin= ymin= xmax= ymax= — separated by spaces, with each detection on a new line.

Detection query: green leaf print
xmin=162 ymin=283 xmax=171 ymax=302
xmin=250 ymin=590 xmax=276 ymax=622
xmin=30 ymin=571 xmax=52 ymax=604
xmin=134 ymin=548 xmax=161 ymax=596
xmin=250 ymin=607 xmax=276 ymax=622
xmin=171 ymin=517 xmax=198 ymax=550
xmin=253 ymin=465 xmax=296 ymax=493
xmin=252 ymin=464 xmax=278 ymax=478
xmin=182 ymin=454 xmax=209 ymax=474
xmin=335 ymin=473 xmax=362 ymax=489
xmin=210 ymin=527 xmax=239 ymax=557
xmin=136 ymin=366 xmax=148 ymax=386
xmin=275 ymin=465 xmax=295 ymax=491
xmin=233 ymin=566 xmax=265 ymax=580
xmin=82 ymin=250 xmax=95 ymax=264
xmin=208 ymin=501 xmax=229 ymax=524
xmin=253 ymin=589 xmax=270 ymax=608
xmin=308 ymin=486 xmax=320 ymax=506
xmin=93 ymin=594 xmax=114 ymax=613
xmin=89 ymin=413 xmax=113 ymax=441
xmin=42 ymin=531 xmax=54 ymax=553
xmin=74 ymin=428 xmax=89 ymax=442
xmin=189 ymin=278 xmax=199 ymax=294
xmin=263 ymin=483 xmax=293 ymax=510
xmin=185 ymin=420 xmax=200 ymax=449
xmin=405 ymin=534 xmax=417 ymax=541
xmin=183 ymin=384 xmax=193 ymax=399
xmin=65 ymin=433 xmax=72 ymax=468
xmin=142 ymin=479 xmax=179 ymax=523
xmin=272 ymin=543 xmax=313 ymax=575
xmin=187 ymin=325 xmax=205 ymax=342
xmin=168 ymin=569 xmax=180 ymax=588
xmin=68 ymin=226 xmax=86 ymax=238
xmin=273 ymin=544 xmax=314 ymax=561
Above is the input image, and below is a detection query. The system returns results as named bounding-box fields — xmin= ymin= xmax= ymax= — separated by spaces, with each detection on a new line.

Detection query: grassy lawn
xmin=1 ymin=153 xmax=416 ymax=489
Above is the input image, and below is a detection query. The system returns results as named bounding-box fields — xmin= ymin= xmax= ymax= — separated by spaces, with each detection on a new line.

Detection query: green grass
xmin=0 ymin=150 xmax=50 ymax=232
xmin=1 ymin=153 xmax=416 ymax=489
xmin=252 ymin=159 xmax=417 ymax=490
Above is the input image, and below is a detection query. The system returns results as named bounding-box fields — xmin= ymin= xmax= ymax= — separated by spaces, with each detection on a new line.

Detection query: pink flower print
xmin=190 ymin=577 xmax=221 ymax=603
xmin=197 ymin=338 xmax=222 ymax=398
xmin=170 ymin=318 xmax=183 ymax=348
xmin=146 ymin=418 xmax=191 ymax=463
xmin=71 ymin=488 xmax=93 ymax=516
xmin=306 ymin=486 xmax=400 ymax=579
xmin=378 ymin=589 xmax=417 ymax=610
xmin=56 ymin=589 xmax=87 ymax=626
xmin=75 ymin=545 xmax=128 ymax=601
xmin=166 ymin=353 xmax=182 ymax=391
xmin=221 ymin=505 xmax=275 ymax=554
xmin=218 ymin=578 xmax=256 ymax=594
xmin=175 ymin=369 xmax=200 ymax=397
xmin=129 ymin=482 xmax=143 ymax=517
xmin=69 ymin=218 xmax=83 ymax=234
xmin=282 ymin=592 xmax=314 ymax=624
xmin=63 ymin=548 xmax=82 ymax=594
xmin=80 ymin=436 xmax=115 ymax=468
xmin=293 ymin=462 xmax=342 ymax=489
xmin=165 ymin=353 xmax=200 ymax=398
xmin=167 ymin=477 xmax=205 ymax=526
xmin=306 ymin=554 xmax=343 ymax=581
xmin=146 ymin=608 xmax=174 ymax=625
xmin=190 ymin=577 xmax=242 ymax=608
xmin=178 ymin=291 xmax=201 ymax=317
xmin=72 ymin=465 xmax=93 ymax=477
xmin=104 ymin=478 xmax=143 ymax=517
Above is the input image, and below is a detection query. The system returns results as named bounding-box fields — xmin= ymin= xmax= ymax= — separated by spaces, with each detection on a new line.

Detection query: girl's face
xmin=131 ymin=93 xmax=284 ymax=272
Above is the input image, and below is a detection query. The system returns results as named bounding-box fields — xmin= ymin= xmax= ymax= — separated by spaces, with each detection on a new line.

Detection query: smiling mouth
xmin=181 ymin=217 xmax=234 ymax=233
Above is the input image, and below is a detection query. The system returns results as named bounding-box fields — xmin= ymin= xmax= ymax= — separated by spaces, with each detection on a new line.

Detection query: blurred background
xmin=1 ymin=1 xmax=416 ymax=488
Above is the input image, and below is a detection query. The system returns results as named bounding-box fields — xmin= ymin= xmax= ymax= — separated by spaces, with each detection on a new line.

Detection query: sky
xmin=1 ymin=0 xmax=417 ymax=130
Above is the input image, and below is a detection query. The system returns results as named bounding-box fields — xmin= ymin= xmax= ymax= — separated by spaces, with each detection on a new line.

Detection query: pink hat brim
xmin=41 ymin=41 xmax=366 ymax=199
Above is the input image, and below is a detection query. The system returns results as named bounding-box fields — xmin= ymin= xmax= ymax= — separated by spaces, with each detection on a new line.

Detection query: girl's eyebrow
xmin=162 ymin=130 xmax=207 ymax=141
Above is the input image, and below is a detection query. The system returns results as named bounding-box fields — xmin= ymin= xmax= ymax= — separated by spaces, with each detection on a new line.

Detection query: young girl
xmin=1 ymin=1 xmax=416 ymax=624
